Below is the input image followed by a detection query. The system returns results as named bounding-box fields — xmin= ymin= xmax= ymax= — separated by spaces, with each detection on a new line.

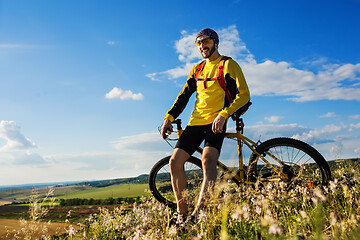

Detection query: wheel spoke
xmin=248 ymin=138 xmax=331 ymax=187
xmin=149 ymin=156 xmax=203 ymax=208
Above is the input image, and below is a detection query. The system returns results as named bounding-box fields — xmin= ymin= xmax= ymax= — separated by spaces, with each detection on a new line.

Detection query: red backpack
xmin=194 ymin=56 xmax=251 ymax=120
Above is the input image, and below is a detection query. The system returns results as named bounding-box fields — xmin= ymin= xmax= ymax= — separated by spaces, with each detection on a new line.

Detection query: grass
xmin=56 ymin=183 xmax=149 ymax=199
xmin=67 ymin=160 xmax=360 ymax=239
xmin=0 ymin=219 xmax=79 ymax=239
xmin=0 ymin=185 xmax=91 ymax=203
xmin=0 ymin=183 xmax=149 ymax=206
xmin=2 ymin=159 xmax=360 ymax=239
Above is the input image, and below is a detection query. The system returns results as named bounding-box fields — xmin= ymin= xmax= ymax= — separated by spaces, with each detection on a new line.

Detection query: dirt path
xmin=0 ymin=219 xmax=80 ymax=239
xmin=0 ymin=202 xmax=11 ymax=206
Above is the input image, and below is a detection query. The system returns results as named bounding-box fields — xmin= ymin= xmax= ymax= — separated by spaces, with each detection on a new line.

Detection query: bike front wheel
xmin=149 ymin=156 xmax=203 ymax=209
xmin=247 ymin=138 xmax=331 ymax=187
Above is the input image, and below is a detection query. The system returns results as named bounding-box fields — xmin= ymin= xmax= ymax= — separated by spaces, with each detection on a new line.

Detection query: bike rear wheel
xmin=149 ymin=156 xmax=203 ymax=209
xmin=247 ymin=138 xmax=331 ymax=187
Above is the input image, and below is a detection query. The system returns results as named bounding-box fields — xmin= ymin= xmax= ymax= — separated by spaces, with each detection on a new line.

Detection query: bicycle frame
xmin=172 ymin=117 xmax=289 ymax=184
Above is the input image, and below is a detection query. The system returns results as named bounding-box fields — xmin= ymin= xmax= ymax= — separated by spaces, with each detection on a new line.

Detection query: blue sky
xmin=0 ymin=0 xmax=359 ymax=186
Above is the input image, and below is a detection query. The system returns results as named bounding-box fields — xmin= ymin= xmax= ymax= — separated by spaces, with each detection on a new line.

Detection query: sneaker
xmin=169 ymin=212 xmax=187 ymax=227
xmin=184 ymin=214 xmax=196 ymax=225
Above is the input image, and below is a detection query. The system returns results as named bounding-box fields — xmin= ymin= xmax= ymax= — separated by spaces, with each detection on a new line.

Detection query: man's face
xmin=196 ymin=35 xmax=217 ymax=59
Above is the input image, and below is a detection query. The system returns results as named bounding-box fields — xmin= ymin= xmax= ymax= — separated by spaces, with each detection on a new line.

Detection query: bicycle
xmin=149 ymin=105 xmax=332 ymax=209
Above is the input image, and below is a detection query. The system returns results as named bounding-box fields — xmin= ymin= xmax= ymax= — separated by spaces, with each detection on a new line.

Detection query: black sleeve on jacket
xmin=167 ymin=78 xmax=196 ymax=120
xmin=223 ymin=73 xmax=239 ymax=108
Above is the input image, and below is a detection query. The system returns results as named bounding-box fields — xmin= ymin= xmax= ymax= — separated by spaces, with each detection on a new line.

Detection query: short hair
xmin=196 ymin=28 xmax=219 ymax=45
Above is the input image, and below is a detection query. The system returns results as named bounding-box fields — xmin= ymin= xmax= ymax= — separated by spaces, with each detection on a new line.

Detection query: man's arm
xmin=161 ymin=118 xmax=173 ymax=139
xmin=162 ymin=78 xmax=196 ymax=138
xmin=212 ymin=114 xmax=226 ymax=134
xmin=219 ymin=60 xmax=250 ymax=119
xmin=166 ymin=78 xmax=196 ymax=121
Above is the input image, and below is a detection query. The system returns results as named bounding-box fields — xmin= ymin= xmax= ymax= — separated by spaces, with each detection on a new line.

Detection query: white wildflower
xmin=314 ymin=188 xmax=327 ymax=202
xmin=66 ymin=225 xmax=77 ymax=236
xmin=269 ymin=223 xmax=282 ymax=234
xmin=300 ymin=210 xmax=307 ymax=219
xmin=330 ymin=212 xmax=338 ymax=226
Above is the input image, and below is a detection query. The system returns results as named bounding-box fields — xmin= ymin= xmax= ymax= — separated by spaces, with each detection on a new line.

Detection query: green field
xmin=55 ymin=183 xmax=149 ymax=199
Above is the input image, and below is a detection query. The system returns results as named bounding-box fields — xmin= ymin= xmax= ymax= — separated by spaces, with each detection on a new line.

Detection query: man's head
xmin=195 ymin=28 xmax=220 ymax=60
xmin=196 ymin=28 xmax=219 ymax=45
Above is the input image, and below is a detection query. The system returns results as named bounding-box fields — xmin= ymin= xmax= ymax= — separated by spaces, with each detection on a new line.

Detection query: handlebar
xmin=169 ymin=117 xmax=244 ymax=133
xmin=172 ymin=119 xmax=182 ymax=130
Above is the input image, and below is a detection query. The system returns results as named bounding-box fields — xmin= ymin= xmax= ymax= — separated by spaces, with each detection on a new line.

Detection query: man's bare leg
xmin=192 ymin=146 xmax=219 ymax=215
xmin=169 ymin=148 xmax=190 ymax=215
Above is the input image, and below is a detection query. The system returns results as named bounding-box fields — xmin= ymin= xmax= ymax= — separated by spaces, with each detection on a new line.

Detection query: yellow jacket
xmin=165 ymin=56 xmax=250 ymax=126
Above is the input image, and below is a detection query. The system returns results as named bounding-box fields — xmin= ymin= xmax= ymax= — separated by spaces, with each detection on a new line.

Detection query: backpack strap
xmin=195 ymin=56 xmax=246 ymax=121
xmin=217 ymin=56 xmax=232 ymax=103
xmin=195 ymin=60 xmax=207 ymax=89
xmin=195 ymin=56 xmax=231 ymax=91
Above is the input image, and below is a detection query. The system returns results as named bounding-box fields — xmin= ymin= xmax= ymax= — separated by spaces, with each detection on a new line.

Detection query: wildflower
xmin=330 ymin=212 xmax=338 ymax=226
xmin=341 ymin=184 xmax=350 ymax=198
xmin=311 ymin=197 xmax=318 ymax=205
xmin=269 ymin=223 xmax=282 ymax=234
xmin=255 ymin=206 xmax=262 ymax=215
xmin=198 ymin=210 xmax=207 ymax=223
xmin=66 ymin=210 xmax=72 ymax=218
xmin=231 ymin=211 xmax=241 ymax=220
xmin=299 ymin=210 xmax=307 ymax=219
xmin=313 ymin=188 xmax=327 ymax=202
xmin=66 ymin=225 xmax=77 ymax=236
xmin=231 ymin=204 xmax=250 ymax=221
xmin=329 ymin=179 xmax=339 ymax=193
xmin=168 ymin=225 xmax=177 ymax=236
xmin=261 ymin=213 xmax=274 ymax=227
xmin=134 ymin=225 xmax=143 ymax=240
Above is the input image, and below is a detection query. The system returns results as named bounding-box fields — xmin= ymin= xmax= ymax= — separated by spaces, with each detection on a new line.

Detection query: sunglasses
xmin=196 ymin=38 xmax=212 ymax=46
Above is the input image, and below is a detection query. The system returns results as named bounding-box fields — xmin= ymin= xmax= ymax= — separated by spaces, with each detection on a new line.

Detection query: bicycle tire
xmin=149 ymin=155 xmax=203 ymax=208
xmin=247 ymin=138 xmax=331 ymax=187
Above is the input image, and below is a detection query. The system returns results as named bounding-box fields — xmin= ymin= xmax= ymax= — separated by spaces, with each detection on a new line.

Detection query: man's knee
xmin=202 ymin=160 xmax=217 ymax=178
xmin=202 ymin=147 xmax=219 ymax=176
xmin=202 ymin=147 xmax=219 ymax=164
xmin=169 ymin=157 xmax=182 ymax=173
xmin=169 ymin=148 xmax=189 ymax=173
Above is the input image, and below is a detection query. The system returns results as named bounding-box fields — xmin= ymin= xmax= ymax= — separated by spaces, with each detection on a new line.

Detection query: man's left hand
xmin=212 ymin=114 xmax=226 ymax=134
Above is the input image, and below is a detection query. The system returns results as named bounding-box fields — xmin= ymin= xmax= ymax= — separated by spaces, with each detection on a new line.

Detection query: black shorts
xmin=175 ymin=124 xmax=226 ymax=156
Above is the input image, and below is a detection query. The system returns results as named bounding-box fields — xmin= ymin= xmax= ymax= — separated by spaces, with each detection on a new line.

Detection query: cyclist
xmin=161 ymin=28 xmax=251 ymax=224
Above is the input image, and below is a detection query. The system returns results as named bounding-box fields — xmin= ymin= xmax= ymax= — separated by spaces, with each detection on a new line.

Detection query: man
xmin=161 ymin=28 xmax=250 ymax=222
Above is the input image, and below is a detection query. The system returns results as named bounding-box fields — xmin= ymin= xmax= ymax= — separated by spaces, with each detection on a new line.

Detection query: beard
xmin=201 ymin=43 xmax=216 ymax=59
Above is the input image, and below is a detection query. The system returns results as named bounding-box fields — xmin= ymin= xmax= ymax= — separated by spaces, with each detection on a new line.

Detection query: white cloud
xmin=107 ymin=41 xmax=116 ymax=45
xmin=0 ymin=44 xmax=38 ymax=49
xmin=175 ymin=30 xmax=199 ymax=63
xmin=147 ymin=25 xmax=255 ymax=82
xmin=320 ymin=112 xmax=336 ymax=118
xmin=105 ymin=87 xmax=144 ymax=100
xmin=349 ymin=123 xmax=360 ymax=132
xmin=146 ymin=25 xmax=360 ymax=102
xmin=2 ymin=120 xmax=359 ymax=185
xmin=0 ymin=120 xmax=46 ymax=165
xmin=243 ymin=123 xmax=311 ymax=141
xmin=24 ymin=132 xmax=173 ymax=184
xmin=243 ymin=61 xmax=360 ymax=102
xmin=349 ymin=115 xmax=360 ymax=119
xmin=355 ymin=147 xmax=360 ymax=154
xmin=217 ymin=25 xmax=255 ymax=64
xmin=0 ymin=121 xmax=37 ymax=151
xmin=264 ymin=116 xmax=284 ymax=123
xmin=235 ymin=122 xmax=360 ymax=160
xmin=111 ymin=132 xmax=166 ymax=151
xmin=292 ymin=124 xmax=345 ymax=142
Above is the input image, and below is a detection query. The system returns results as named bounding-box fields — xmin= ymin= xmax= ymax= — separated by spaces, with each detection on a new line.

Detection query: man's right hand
xmin=161 ymin=119 xmax=173 ymax=139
